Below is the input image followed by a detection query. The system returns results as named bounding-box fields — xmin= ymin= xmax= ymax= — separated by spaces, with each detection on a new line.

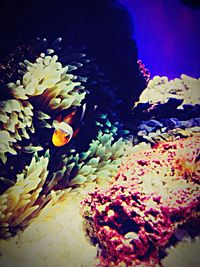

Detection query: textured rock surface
xmin=82 ymin=136 xmax=200 ymax=266
xmin=83 ymin=185 xmax=173 ymax=266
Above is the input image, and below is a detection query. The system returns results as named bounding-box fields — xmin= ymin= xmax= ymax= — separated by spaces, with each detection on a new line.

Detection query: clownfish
xmin=52 ymin=104 xmax=87 ymax=147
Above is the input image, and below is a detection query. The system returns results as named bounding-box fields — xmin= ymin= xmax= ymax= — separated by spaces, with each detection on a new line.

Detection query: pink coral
xmin=82 ymin=136 xmax=200 ymax=266
xmin=115 ymin=136 xmax=200 ymax=220
xmin=137 ymin=60 xmax=151 ymax=82
xmin=117 ymin=136 xmax=200 ymax=184
xmin=82 ymin=185 xmax=173 ymax=266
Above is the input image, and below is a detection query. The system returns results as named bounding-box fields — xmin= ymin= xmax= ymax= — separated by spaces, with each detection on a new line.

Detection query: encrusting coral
xmin=83 ymin=184 xmax=174 ymax=267
xmin=115 ymin=136 xmax=200 ymax=195
xmin=134 ymin=74 xmax=200 ymax=108
xmin=131 ymin=75 xmax=200 ymax=146
xmin=81 ymin=135 xmax=200 ymax=266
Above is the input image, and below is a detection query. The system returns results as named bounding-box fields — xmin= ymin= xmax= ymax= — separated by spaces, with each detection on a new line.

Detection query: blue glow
xmin=119 ymin=0 xmax=200 ymax=78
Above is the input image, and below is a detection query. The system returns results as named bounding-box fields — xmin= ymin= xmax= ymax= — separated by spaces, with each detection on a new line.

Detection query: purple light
xmin=119 ymin=0 xmax=200 ymax=78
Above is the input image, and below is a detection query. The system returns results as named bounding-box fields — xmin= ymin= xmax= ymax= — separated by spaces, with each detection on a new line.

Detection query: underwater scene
xmin=0 ymin=1 xmax=200 ymax=266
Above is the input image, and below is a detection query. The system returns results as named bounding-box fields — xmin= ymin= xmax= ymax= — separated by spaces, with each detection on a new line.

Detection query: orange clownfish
xmin=52 ymin=104 xmax=86 ymax=147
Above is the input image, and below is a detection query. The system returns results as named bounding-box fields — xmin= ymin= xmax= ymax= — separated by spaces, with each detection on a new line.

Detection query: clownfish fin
xmin=73 ymin=127 xmax=80 ymax=138
xmin=63 ymin=110 xmax=76 ymax=124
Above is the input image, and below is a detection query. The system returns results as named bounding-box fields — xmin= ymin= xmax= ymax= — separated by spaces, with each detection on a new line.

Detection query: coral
xmin=82 ymin=136 xmax=200 ymax=266
xmin=82 ymin=185 xmax=173 ymax=267
xmin=115 ymin=136 xmax=200 ymax=216
xmin=137 ymin=60 xmax=151 ymax=83
xmin=137 ymin=123 xmax=200 ymax=145
xmin=134 ymin=75 xmax=200 ymax=109
xmin=127 ymin=135 xmax=200 ymax=231
xmin=131 ymin=75 xmax=200 ymax=145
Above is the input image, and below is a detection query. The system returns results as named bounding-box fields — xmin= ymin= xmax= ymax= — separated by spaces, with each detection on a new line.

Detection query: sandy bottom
xmin=0 ymin=188 xmax=199 ymax=267
xmin=162 ymin=238 xmax=200 ymax=267
xmin=0 ymin=190 xmax=97 ymax=267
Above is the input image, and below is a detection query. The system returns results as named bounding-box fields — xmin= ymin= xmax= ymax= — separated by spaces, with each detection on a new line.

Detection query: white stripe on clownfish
xmin=52 ymin=103 xmax=87 ymax=147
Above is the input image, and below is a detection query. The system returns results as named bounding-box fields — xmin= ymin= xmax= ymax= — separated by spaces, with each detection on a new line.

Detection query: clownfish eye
xmin=65 ymin=134 xmax=70 ymax=139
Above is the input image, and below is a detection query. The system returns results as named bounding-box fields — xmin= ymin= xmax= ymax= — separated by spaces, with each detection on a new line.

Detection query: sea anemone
xmin=0 ymin=99 xmax=34 ymax=163
xmin=0 ymin=39 xmax=88 ymax=166
xmin=8 ymin=53 xmax=86 ymax=111
xmin=0 ymin=151 xmax=49 ymax=238
xmin=0 ymin=109 xmax=133 ymax=237
xmin=0 ymin=149 xmax=75 ymax=238
xmin=68 ymin=131 xmax=133 ymax=188
xmin=47 ymin=116 xmax=134 ymax=191
xmin=0 ymin=36 xmax=128 ymax=234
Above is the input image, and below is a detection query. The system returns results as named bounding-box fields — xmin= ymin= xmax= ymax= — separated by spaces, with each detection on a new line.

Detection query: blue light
xmin=119 ymin=0 xmax=200 ymax=78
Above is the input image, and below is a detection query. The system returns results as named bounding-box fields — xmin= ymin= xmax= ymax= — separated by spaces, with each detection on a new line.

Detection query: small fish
xmin=52 ymin=104 xmax=87 ymax=147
